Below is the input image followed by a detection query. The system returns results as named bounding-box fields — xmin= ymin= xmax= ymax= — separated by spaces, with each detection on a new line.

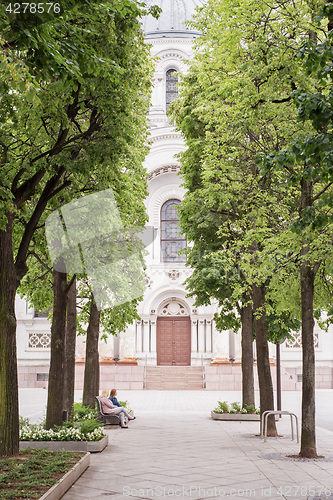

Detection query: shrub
xmin=230 ymin=402 xmax=242 ymax=413
xmin=213 ymin=401 xmax=260 ymax=414
xmin=19 ymin=416 xmax=30 ymax=428
xmin=19 ymin=405 xmax=104 ymax=442
xmin=72 ymin=403 xmax=98 ymax=421
xmin=214 ymin=401 xmax=229 ymax=414
xmin=118 ymin=400 xmax=132 ymax=413
xmin=79 ymin=419 xmax=103 ymax=435
xmin=244 ymin=404 xmax=256 ymax=414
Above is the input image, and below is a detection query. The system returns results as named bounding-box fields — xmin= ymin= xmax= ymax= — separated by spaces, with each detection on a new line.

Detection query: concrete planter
xmin=20 ymin=435 xmax=108 ymax=453
xmin=211 ymin=411 xmax=260 ymax=421
xmin=39 ymin=452 xmax=90 ymax=500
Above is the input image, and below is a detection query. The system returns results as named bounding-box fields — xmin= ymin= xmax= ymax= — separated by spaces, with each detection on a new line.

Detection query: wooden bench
xmin=95 ymin=396 xmax=129 ymax=426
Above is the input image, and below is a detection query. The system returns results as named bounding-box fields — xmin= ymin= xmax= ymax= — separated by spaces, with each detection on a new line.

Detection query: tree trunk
xmin=82 ymin=297 xmax=101 ymax=409
xmin=241 ymin=295 xmax=255 ymax=407
xmin=0 ymin=218 xmax=20 ymax=457
xmin=299 ymin=178 xmax=318 ymax=458
xmin=45 ymin=269 xmax=68 ymax=429
xmin=63 ymin=277 xmax=76 ymax=419
xmin=252 ymin=283 xmax=277 ymax=437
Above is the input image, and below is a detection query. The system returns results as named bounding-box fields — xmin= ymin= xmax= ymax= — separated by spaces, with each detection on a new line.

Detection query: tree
xmin=260 ymin=6 xmax=333 ymax=456
xmin=63 ymin=276 xmax=77 ymax=419
xmin=170 ymin=0 xmax=329 ymax=440
xmin=82 ymin=295 xmax=101 ymax=409
xmin=0 ymin=0 xmax=155 ymax=455
xmin=78 ymin=274 xmax=143 ymax=408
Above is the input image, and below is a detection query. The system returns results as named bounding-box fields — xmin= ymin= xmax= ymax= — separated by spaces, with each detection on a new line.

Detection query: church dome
xmin=143 ymin=0 xmax=205 ymax=38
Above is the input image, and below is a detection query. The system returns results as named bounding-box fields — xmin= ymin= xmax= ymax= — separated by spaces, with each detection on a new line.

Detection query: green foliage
xmin=213 ymin=401 xmax=259 ymax=414
xmin=20 ymin=420 xmax=104 ymax=441
xmin=72 ymin=403 xmax=98 ymax=421
xmin=0 ymin=0 xmax=153 ymax=272
xmin=19 ymin=402 xmax=103 ymax=442
xmin=118 ymin=400 xmax=132 ymax=413
xmin=214 ymin=401 xmax=229 ymax=414
xmin=169 ymin=0 xmax=332 ymax=336
xmin=77 ymin=284 xmax=142 ymax=340
xmin=0 ymin=449 xmax=84 ymax=499
xmin=77 ymin=419 xmax=102 ymax=435
xmin=1 ymin=0 xmax=154 ymax=458
xmin=244 ymin=404 xmax=256 ymax=414
xmin=230 ymin=402 xmax=242 ymax=413
xmin=19 ymin=416 xmax=30 ymax=429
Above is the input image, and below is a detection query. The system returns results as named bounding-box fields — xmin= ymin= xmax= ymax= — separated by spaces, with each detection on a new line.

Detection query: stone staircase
xmin=145 ymin=366 xmax=204 ymax=390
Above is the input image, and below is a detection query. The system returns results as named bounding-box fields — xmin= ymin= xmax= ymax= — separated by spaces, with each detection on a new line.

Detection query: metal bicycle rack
xmin=261 ymin=410 xmax=299 ymax=443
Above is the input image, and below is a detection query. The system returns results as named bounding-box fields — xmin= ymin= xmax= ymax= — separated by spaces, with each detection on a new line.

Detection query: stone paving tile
xmin=60 ymin=393 xmax=333 ymax=500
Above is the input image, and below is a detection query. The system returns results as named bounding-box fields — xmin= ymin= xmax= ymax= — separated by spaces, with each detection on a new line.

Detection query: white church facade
xmin=16 ymin=0 xmax=333 ymax=391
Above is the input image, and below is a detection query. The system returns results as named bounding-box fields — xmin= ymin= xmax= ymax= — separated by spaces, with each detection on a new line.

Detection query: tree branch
xmin=46 ymin=179 xmax=71 ymax=202
xmin=12 ymin=168 xmax=27 ymax=193
xmin=29 ymin=251 xmax=52 ymax=273
xmin=312 ymin=182 xmax=333 ymax=203
xmin=13 ymin=168 xmax=47 ymax=209
xmin=15 ymin=167 xmax=66 ymax=280
xmin=65 ymin=274 xmax=77 ymax=294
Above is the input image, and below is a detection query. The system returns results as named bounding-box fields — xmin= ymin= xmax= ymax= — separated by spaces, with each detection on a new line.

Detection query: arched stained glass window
xmin=161 ymin=199 xmax=186 ymax=262
xmin=166 ymin=69 xmax=178 ymax=110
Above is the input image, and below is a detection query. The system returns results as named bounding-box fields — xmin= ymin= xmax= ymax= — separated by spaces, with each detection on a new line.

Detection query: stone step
xmin=145 ymin=366 xmax=204 ymax=390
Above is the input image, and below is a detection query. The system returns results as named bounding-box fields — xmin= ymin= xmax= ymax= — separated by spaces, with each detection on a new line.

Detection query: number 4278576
xmin=6 ymin=3 xmax=61 ymax=14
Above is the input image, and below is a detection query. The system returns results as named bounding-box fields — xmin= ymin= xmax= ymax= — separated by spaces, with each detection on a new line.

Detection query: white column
xmin=113 ymin=335 xmax=120 ymax=360
xmin=153 ymin=227 xmax=159 ymax=262
xmin=206 ymin=320 xmax=212 ymax=353
xmin=143 ymin=319 xmax=150 ymax=353
xmin=234 ymin=329 xmax=242 ymax=360
xmin=191 ymin=319 xmax=198 ymax=353
xmin=229 ymin=329 xmax=235 ymax=362
xmin=198 ymin=319 xmax=205 ymax=353
xmin=119 ymin=321 xmax=136 ymax=359
xmin=150 ymin=317 xmax=157 ymax=353
xmin=136 ymin=320 xmax=143 ymax=353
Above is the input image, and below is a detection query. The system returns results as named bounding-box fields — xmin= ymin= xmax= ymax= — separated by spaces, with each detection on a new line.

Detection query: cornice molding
xmin=148 ymin=164 xmax=181 ymax=181
xmin=147 ymin=38 xmax=196 ymax=46
xmin=150 ymin=133 xmax=183 ymax=143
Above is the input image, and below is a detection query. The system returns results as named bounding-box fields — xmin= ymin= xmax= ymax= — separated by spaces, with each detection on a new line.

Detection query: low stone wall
xmin=75 ymin=363 xmax=145 ymax=391
xmin=18 ymin=365 xmax=50 ymax=389
xmin=20 ymin=435 xmax=108 ymax=453
xmin=204 ymin=363 xmax=333 ymax=391
xmin=17 ymin=362 xmax=333 ymax=390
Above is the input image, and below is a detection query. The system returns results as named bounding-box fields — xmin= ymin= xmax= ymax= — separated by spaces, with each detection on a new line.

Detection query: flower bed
xmin=20 ymin=436 xmax=108 ymax=453
xmin=211 ymin=401 xmax=261 ymax=421
xmin=20 ymin=425 xmax=105 ymax=442
xmin=19 ymin=403 xmax=107 ymax=452
xmin=0 ymin=449 xmax=88 ymax=500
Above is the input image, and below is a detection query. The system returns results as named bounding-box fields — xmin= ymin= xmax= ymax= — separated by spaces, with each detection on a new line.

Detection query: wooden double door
xmin=157 ymin=316 xmax=191 ymax=366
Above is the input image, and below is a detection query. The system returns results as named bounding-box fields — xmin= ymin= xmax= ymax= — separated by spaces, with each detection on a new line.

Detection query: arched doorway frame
xmin=157 ymin=297 xmax=190 ymax=317
xmin=156 ymin=297 xmax=191 ymax=366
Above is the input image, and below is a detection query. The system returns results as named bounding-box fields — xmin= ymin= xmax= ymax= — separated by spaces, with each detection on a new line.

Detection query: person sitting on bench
xmin=109 ymin=388 xmax=121 ymax=407
xmin=100 ymin=389 xmax=135 ymax=429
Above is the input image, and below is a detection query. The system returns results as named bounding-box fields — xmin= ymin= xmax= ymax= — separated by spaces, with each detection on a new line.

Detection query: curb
xmin=20 ymin=435 xmax=108 ymax=453
xmin=39 ymin=452 xmax=90 ymax=500
xmin=211 ymin=411 xmax=260 ymax=421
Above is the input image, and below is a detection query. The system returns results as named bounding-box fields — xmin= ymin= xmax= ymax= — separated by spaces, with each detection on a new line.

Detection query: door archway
xmin=157 ymin=300 xmax=191 ymax=366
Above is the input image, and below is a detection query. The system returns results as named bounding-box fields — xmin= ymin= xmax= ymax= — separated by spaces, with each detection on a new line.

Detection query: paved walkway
xmin=19 ymin=390 xmax=333 ymax=500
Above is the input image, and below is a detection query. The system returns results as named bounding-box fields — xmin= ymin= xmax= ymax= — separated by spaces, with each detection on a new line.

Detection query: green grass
xmin=0 ymin=448 xmax=85 ymax=499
